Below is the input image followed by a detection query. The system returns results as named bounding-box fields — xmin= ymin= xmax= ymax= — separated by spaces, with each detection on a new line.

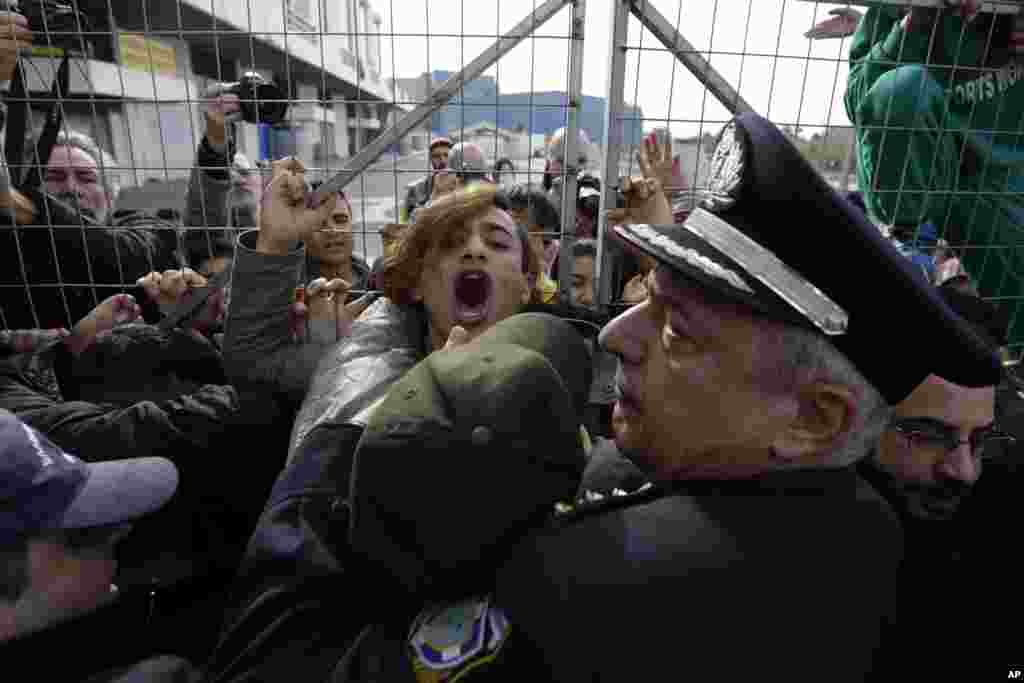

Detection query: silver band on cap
xmin=682 ymin=208 xmax=849 ymax=335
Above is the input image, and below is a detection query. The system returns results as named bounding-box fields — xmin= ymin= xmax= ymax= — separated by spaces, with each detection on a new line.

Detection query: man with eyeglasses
xmin=858 ymin=283 xmax=1015 ymax=679
xmin=0 ymin=410 xmax=200 ymax=681
xmin=860 ymin=285 xmax=1012 ymax=522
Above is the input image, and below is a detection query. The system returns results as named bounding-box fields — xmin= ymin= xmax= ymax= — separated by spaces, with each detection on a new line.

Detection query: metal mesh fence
xmin=600 ymin=0 xmax=1024 ymax=355
xmin=1 ymin=0 xmax=1022 ymax=354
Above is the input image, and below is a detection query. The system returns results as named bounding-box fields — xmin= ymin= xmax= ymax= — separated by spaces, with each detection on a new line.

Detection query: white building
xmin=16 ymin=0 xmax=422 ymax=189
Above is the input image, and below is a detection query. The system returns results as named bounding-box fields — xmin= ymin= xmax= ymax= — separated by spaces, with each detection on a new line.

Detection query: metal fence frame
xmin=595 ymin=0 xmax=757 ymax=310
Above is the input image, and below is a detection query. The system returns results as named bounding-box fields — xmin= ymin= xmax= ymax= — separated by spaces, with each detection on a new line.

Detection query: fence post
xmin=557 ymin=0 xmax=586 ymax=303
xmin=596 ymin=0 xmax=630 ymax=310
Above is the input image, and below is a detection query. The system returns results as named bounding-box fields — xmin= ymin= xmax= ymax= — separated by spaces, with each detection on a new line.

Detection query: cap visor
xmin=609 ymin=222 xmax=809 ymax=328
xmin=59 ymin=457 xmax=179 ymax=530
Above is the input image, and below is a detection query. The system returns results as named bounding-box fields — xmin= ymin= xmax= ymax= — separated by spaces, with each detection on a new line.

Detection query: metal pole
xmin=629 ymin=0 xmax=756 ymax=116
xmin=557 ymin=0 xmax=585 ymax=303
xmin=314 ymin=0 xmax=573 ymax=200
xmin=595 ymin=0 xmax=629 ymax=310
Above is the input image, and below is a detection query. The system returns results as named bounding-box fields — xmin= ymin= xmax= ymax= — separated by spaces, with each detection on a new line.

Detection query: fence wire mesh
xmin=0 ymin=0 xmax=1021 ymax=356
xmin=603 ymin=0 xmax=1024 ymax=355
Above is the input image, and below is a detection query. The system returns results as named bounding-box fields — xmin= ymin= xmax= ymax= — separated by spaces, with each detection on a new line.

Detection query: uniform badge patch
xmin=704 ymin=120 xmax=746 ymax=211
xmin=409 ymin=595 xmax=512 ymax=682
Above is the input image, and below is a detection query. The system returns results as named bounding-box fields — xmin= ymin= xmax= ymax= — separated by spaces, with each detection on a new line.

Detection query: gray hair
xmin=771 ymin=326 xmax=891 ymax=468
xmin=39 ymin=129 xmax=121 ymax=199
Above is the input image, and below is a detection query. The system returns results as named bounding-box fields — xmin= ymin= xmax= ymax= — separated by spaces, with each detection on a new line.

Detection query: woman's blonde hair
xmin=380 ymin=184 xmax=538 ymax=305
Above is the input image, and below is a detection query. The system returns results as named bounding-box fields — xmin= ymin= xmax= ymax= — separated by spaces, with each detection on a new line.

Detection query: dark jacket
xmin=479 ymin=468 xmax=903 ymax=682
xmin=205 ymin=296 xmax=429 ymax=682
xmin=182 ymin=136 xmax=256 ymax=269
xmin=1 ymin=589 xmax=201 ymax=682
xmin=0 ymin=340 xmax=280 ymax=649
xmin=0 ymin=201 xmax=182 ymax=330
xmin=223 ymin=230 xmax=399 ymax=410
xmin=859 ymin=458 xmax=1018 ymax=679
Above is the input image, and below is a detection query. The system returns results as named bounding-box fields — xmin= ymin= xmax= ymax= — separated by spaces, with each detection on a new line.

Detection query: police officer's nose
xmin=599 ymin=301 xmax=649 ymax=365
xmin=937 ymin=441 xmax=982 ymax=486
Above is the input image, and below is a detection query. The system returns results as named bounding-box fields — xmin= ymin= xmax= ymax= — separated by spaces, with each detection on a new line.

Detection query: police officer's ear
xmin=771 ymin=382 xmax=857 ymax=461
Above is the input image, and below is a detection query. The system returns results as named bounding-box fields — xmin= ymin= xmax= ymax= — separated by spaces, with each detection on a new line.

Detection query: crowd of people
xmin=0 ymin=3 xmax=1023 ymax=681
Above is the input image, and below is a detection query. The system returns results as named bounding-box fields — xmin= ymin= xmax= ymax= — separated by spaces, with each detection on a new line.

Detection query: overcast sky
xmin=372 ymin=0 xmax=857 ymax=140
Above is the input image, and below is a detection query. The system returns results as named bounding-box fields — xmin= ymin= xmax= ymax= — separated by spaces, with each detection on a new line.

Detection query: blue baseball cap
xmin=0 ymin=410 xmax=178 ymax=541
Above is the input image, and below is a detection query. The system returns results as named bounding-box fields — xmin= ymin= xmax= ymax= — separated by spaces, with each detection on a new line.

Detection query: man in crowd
xmin=568 ymin=237 xmax=597 ymax=308
xmin=859 ymin=284 xmax=1016 ymax=678
xmin=0 ymin=125 xmax=182 ymax=330
xmin=0 ymin=410 xmax=199 ymax=681
xmin=845 ymin=0 xmax=1024 ymax=343
xmin=221 ymin=162 xmax=537 ymax=462
xmin=0 ymin=11 xmax=181 ymax=330
xmin=402 ymin=136 xmax=452 ymax=223
xmin=506 ymin=183 xmax=560 ymax=303
xmin=182 ymin=92 xmax=263 ymax=273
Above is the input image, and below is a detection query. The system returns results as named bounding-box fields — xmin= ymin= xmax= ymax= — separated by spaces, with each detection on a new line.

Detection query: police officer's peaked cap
xmin=610 ymin=112 xmax=1002 ymax=403
xmin=349 ymin=313 xmax=592 ymax=600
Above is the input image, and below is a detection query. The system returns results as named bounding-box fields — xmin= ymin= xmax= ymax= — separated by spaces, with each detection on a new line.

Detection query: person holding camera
xmin=845 ymin=0 xmax=1024 ymax=346
xmin=182 ymin=74 xmax=286 ymax=272
xmin=0 ymin=9 xmax=183 ymax=331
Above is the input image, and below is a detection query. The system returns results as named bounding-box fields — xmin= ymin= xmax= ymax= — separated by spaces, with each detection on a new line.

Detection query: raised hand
xmin=204 ymin=93 xmax=242 ymax=147
xmin=0 ymin=11 xmax=31 ymax=83
xmin=257 ymin=157 xmax=338 ymax=255
xmin=639 ymin=132 xmax=686 ymax=195
xmin=605 ymin=175 xmax=673 ymax=228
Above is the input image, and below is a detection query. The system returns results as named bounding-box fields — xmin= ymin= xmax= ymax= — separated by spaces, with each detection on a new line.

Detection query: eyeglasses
xmin=889 ymin=419 xmax=1016 ymax=461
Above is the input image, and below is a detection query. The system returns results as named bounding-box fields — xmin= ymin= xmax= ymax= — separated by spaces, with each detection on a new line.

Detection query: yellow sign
xmin=119 ymin=33 xmax=177 ymax=75
xmin=29 ymin=46 xmax=65 ymax=58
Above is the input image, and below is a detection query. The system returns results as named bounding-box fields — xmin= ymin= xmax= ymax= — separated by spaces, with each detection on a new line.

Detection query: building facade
xmin=15 ymin=0 xmax=420 ymax=191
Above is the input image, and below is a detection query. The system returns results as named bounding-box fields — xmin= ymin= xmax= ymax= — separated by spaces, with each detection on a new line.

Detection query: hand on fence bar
xmin=138 ymin=268 xmax=226 ymax=333
xmin=605 ymin=176 xmax=673 ymax=228
xmin=257 ymin=157 xmax=337 ymax=255
xmin=64 ymin=293 xmax=142 ymax=355
xmin=0 ymin=11 xmax=31 ymax=83
xmin=0 ymin=328 xmax=69 ymax=355
xmin=203 ymin=93 xmax=242 ymax=148
xmin=289 ymin=278 xmax=375 ymax=343
xmin=804 ymin=8 xmax=863 ymax=40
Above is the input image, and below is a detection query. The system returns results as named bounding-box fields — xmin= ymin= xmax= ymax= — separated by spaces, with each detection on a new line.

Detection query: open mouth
xmin=452 ymin=269 xmax=493 ymax=325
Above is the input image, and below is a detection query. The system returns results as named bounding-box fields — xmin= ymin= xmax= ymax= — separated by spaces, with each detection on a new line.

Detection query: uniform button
xmin=482 ymin=354 xmax=495 ymax=364
xmin=471 ymin=425 xmax=492 ymax=446
xmin=404 ymin=388 xmax=417 ymax=399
